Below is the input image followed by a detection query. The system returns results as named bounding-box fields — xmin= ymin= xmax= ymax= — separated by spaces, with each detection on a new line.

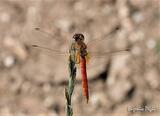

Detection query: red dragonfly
xmin=31 ymin=26 xmax=130 ymax=103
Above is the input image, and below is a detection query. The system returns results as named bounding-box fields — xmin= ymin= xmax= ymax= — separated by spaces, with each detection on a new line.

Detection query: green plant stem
xmin=65 ymin=56 xmax=77 ymax=116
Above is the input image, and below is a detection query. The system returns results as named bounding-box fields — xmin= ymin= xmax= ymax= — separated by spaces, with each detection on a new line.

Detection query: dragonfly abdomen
xmin=80 ymin=57 xmax=89 ymax=103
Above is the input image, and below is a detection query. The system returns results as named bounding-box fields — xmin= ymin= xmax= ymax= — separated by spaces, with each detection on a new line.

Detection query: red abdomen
xmin=80 ymin=57 xmax=89 ymax=103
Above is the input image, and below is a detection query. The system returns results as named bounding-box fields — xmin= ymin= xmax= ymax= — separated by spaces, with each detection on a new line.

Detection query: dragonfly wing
xmin=86 ymin=25 xmax=120 ymax=47
xmin=30 ymin=44 xmax=69 ymax=65
xmin=82 ymin=48 xmax=131 ymax=78
xmin=89 ymin=48 xmax=130 ymax=58
xmin=31 ymin=44 xmax=68 ymax=55
xmin=30 ymin=44 xmax=70 ymax=83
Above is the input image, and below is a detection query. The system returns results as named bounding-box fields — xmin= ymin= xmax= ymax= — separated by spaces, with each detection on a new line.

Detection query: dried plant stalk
xmin=65 ymin=56 xmax=77 ymax=116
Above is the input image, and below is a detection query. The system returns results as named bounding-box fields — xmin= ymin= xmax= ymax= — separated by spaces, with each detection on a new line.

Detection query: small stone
xmin=145 ymin=69 xmax=159 ymax=89
xmin=44 ymin=96 xmax=54 ymax=108
xmin=55 ymin=19 xmax=73 ymax=32
xmin=3 ymin=36 xmax=28 ymax=61
xmin=0 ymin=12 xmax=11 ymax=23
xmin=131 ymin=46 xmax=142 ymax=56
xmin=107 ymin=79 xmax=133 ymax=103
xmin=107 ymin=54 xmax=133 ymax=103
xmin=132 ymin=12 xmax=144 ymax=24
xmin=3 ymin=55 xmax=16 ymax=68
xmin=90 ymin=92 xmax=107 ymax=106
xmin=129 ymin=31 xmax=145 ymax=42
xmin=0 ymin=107 xmax=12 ymax=116
xmin=146 ymin=39 xmax=156 ymax=49
xmin=108 ymin=54 xmax=131 ymax=84
xmin=74 ymin=1 xmax=86 ymax=11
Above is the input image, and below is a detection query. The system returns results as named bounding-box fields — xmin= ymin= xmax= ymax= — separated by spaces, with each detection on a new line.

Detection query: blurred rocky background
xmin=0 ymin=0 xmax=160 ymax=116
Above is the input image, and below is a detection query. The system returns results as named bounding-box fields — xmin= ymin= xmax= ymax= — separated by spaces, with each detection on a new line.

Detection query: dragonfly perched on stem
xmin=31 ymin=26 xmax=130 ymax=103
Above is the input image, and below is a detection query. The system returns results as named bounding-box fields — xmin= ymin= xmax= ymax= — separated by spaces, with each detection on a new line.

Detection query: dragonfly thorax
xmin=72 ymin=33 xmax=88 ymax=58
xmin=69 ymin=33 xmax=88 ymax=63
xmin=79 ymin=43 xmax=87 ymax=58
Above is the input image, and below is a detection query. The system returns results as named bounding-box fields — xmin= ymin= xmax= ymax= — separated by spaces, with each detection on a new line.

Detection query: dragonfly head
xmin=73 ymin=33 xmax=84 ymax=42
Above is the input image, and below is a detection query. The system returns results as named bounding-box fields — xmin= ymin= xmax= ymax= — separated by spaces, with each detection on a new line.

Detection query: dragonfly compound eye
xmin=73 ymin=33 xmax=84 ymax=41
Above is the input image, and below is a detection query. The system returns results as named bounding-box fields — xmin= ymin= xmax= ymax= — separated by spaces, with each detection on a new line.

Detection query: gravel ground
xmin=0 ymin=0 xmax=160 ymax=116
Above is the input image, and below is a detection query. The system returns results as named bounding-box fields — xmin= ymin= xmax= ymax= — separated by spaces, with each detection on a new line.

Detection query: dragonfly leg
xmin=75 ymin=55 xmax=80 ymax=64
xmin=74 ymin=51 xmax=80 ymax=64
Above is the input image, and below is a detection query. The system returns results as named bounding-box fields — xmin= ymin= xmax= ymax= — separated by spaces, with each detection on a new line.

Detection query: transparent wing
xmin=31 ymin=44 xmax=68 ymax=55
xmin=30 ymin=27 xmax=70 ymax=57
xmin=89 ymin=48 xmax=130 ymax=58
xmin=86 ymin=25 xmax=120 ymax=47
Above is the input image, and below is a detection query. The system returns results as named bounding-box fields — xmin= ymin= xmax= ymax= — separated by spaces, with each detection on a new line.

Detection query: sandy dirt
xmin=0 ymin=0 xmax=160 ymax=116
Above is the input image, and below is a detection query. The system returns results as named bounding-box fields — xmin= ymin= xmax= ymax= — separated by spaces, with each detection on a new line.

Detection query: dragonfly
xmin=31 ymin=26 xmax=130 ymax=103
